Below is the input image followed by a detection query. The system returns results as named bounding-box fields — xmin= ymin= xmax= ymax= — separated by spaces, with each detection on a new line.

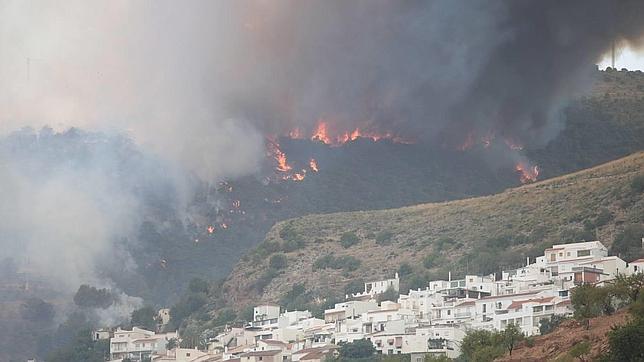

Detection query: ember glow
xmin=309 ymin=158 xmax=319 ymax=172
xmin=515 ymin=162 xmax=540 ymax=184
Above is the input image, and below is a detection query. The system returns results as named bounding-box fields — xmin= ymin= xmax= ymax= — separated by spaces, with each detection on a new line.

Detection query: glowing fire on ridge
xmin=309 ymin=158 xmax=319 ymax=172
xmin=266 ymin=138 xmax=311 ymax=182
xmin=290 ymin=120 xmax=411 ymax=146
xmin=515 ymin=162 xmax=539 ymax=184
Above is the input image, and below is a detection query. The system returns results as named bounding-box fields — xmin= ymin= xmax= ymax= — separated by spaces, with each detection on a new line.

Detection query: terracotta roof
xmin=507 ymin=297 xmax=555 ymax=310
xmin=239 ymin=350 xmax=281 ymax=357
xmin=301 ymin=350 xmax=332 ymax=360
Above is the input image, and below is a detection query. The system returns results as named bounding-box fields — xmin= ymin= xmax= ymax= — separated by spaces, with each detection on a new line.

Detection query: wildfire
xmin=515 ymin=162 xmax=540 ymax=184
xmin=266 ymin=138 xmax=311 ymax=182
xmin=311 ymin=122 xmax=332 ymax=144
xmin=302 ymin=120 xmax=410 ymax=146
xmin=309 ymin=158 xmax=319 ymax=172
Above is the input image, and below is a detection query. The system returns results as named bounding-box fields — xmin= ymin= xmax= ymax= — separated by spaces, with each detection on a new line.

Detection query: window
xmin=447 ymin=310 xmax=451 ymax=315
xmin=577 ymin=250 xmax=591 ymax=257
xmin=186 ymin=353 xmax=191 ymax=357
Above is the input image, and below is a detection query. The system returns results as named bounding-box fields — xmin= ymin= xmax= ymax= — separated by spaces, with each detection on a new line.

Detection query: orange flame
xmin=311 ymin=121 xmax=332 ymax=144
xmin=515 ymin=162 xmax=539 ymax=184
xmin=300 ymin=120 xmax=411 ymax=146
xmin=309 ymin=158 xmax=319 ymax=172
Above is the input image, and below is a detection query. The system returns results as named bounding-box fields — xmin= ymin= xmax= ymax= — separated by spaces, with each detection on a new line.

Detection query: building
xmin=110 ymin=327 xmax=178 ymax=362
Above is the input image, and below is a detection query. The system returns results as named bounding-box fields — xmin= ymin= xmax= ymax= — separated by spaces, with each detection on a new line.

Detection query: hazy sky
xmin=598 ymin=46 xmax=644 ymax=70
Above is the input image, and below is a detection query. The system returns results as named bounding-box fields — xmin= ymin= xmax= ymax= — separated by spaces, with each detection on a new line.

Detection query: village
xmin=98 ymin=240 xmax=644 ymax=362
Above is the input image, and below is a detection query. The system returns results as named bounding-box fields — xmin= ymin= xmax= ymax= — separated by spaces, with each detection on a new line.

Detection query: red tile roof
xmin=507 ymin=297 xmax=555 ymax=310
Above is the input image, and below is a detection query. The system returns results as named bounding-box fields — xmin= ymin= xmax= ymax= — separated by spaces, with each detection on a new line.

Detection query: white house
xmin=110 ymin=327 xmax=178 ymax=362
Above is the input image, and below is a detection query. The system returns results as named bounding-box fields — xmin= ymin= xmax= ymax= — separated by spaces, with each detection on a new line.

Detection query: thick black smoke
xmin=224 ymin=0 xmax=644 ymax=147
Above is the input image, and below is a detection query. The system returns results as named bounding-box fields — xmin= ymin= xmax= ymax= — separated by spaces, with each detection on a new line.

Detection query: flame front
xmin=515 ymin=162 xmax=539 ymax=184
xmin=299 ymin=120 xmax=411 ymax=146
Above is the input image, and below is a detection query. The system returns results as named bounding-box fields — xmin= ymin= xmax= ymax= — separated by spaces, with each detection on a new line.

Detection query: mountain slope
xmin=221 ymin=152 xmax=644 ymax=308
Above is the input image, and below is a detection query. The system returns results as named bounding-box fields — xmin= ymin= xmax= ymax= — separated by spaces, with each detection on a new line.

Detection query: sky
xmin=598 ymin=46 xmax=644 ymax=70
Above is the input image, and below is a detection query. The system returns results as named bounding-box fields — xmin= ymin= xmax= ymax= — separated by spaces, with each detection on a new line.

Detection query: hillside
xmin=143 ymin=68 xmax=644 ymax=305
xmin=220 ymin=152 xmax=644 ymax=309
xmin=497 ymin=310 xmax=631 ymax=361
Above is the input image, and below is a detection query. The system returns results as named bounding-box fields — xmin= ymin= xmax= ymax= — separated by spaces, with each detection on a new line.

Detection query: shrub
xmin=340 ymin=232 xmax=360 ymax=248
xmin=631 ymin=173 xmax=644 ymax=193
xmin=269 ymin=253 xmax=287 ymax=270
xmin=313 ymin=254 xmax=361 ymax=272
xmin=375 ymin=231 xmax=394 ymax=245
xmin=254 ymin=268 xmax=279 ymax=292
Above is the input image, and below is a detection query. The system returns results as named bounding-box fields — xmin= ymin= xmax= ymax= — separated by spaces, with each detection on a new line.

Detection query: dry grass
xmin=223 ymin=152 xmax=644 ymax=307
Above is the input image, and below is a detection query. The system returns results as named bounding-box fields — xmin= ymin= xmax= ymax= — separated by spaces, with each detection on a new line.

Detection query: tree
xmin=73 ymin=284 xmax=115 ymax=309
xmin=502 ymin=323 xmax=524 ymax=356
xmin=460 ymin=329 xmax=504 ymax=362
xmin=338 ymin=339 xmax=375 ymax=359
xmin=377 ymin=286 xmax=399 ymax=303
xmin=571 ymin=284 xmax=602 ymax=329
xmin=340 ymin=232 xmax=360 ymax=248
xmin=269 ymin=253 xmax=288 ymax=270
xmin=21 ymin=297 xmax=55 ymax=324
xmin=131 ymin=305 xmax=157 ymax=331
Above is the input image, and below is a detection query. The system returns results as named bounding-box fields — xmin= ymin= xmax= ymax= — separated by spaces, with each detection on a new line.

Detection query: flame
xmin=515 ymin=162 xmax=539 ymax=183
xmin=301 ymin=120 xmax=411 ymax=146
xmin=309 ymin=158 xmax=319 ymax=172
xmin=311 ymin=121 xmax=332 ymax=144
xmin=291 ymin=171 xmax=306 ymax=181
